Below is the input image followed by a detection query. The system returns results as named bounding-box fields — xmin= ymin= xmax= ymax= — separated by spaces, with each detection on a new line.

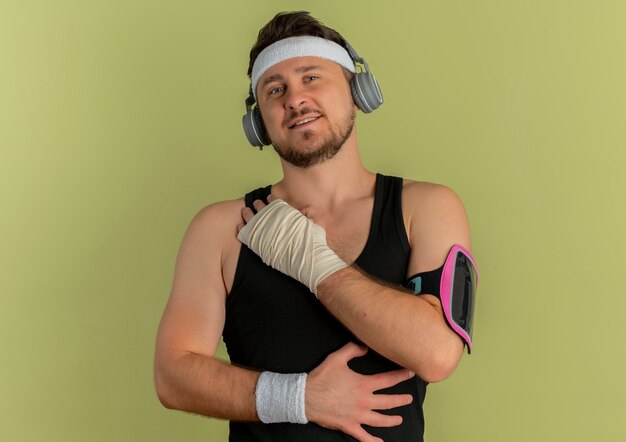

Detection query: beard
xmin=271 ymin=106 xmax=356 ymax=169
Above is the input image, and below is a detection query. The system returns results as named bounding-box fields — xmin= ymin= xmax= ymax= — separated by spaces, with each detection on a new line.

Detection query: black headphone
xmin=242 ymin=40 xmax=383 ymax=149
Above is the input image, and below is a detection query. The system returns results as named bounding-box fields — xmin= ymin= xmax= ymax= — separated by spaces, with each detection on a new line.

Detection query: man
xmin=155 ymin=11 xmax=474 ymax=442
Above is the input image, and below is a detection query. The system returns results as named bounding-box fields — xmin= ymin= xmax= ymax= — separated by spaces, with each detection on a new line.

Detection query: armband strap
xmin=406 ymin=265 xmax=443 ymax=298
xmin=255 ymin=371 xmax=308 ymax=424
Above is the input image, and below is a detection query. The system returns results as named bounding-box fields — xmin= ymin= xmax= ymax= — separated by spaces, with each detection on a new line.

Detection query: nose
xmin=283 ymin=83 xmax=307 ymax=110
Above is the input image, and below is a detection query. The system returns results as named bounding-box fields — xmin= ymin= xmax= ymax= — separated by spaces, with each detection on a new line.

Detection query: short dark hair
xmin=247 ymin=11 xmax=349 ymax=78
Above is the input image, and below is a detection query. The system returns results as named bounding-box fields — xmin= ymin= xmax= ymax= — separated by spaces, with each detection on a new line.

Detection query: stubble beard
xmin=271 ymin=106 xmax=356 ymax=169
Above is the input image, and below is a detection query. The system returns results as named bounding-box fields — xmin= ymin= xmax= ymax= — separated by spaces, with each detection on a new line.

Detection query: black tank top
xmin=223 ymin=174 xmax=427 ymax=441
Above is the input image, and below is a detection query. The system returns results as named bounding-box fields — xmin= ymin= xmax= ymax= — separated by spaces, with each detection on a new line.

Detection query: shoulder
xmin=401 ymin=179 xmax=467 ymax=221
xmin=189 ymin=198 xmax=246 ymax=229
xmin=400 ymin=179 xmax=471 ymax=272
xmin=175 ymin=198 xmax=247 ymax=294
xmin=181 ymin=198 xmax=246 ymax=253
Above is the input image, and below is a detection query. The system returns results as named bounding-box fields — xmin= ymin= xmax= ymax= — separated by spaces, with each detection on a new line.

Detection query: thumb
xmin=333 ymin=342 xmax=368 ymax=364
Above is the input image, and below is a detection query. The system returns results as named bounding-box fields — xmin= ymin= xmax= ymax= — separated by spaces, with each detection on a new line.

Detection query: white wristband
xmin=255 ymin=371 xmax=308 ymax=424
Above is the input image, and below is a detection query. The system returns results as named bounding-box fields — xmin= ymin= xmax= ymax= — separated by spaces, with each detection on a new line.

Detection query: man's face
xmin=256 ymin=56 xmax=356 ymax=168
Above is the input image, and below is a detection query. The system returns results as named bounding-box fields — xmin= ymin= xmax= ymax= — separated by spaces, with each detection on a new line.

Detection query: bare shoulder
xmin=176 ymin=198 xmax=246 ymax=293
xmin=180 ymin=198 xmax=246 ymax=251
xmin=401 ymin=180 xmax=467 ymax=220
xmin=187 ymin=198 xmax=246 ymax=236
xmin=175 ymin=197 xmax=246 ymax=269
xmin=401 ymin=179 xmax=471 ymax=273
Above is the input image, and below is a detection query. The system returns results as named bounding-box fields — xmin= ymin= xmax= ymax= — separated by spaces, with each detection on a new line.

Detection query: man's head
xmin=243 ymin=12 xmax=383 ymax=167
xmin=246 ymin=11 xmax=358 ymax=168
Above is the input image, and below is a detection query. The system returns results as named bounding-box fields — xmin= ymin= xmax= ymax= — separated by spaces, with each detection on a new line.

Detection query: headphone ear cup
xmin=242 ymin=106 xmax=269 ymax=147
xmin=252 ymin=107 xmax=270 ymax=146
xmin=350 ymin=72 xmax=384 ymax=113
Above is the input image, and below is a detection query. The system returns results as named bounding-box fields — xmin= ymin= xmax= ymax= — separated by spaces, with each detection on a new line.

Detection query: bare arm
xmin=154 ymin=201 xmax=260 ymax=420
xmin=316 ymin=183 xmax=469 ymax=382
xmin=317 ymin=268 xmax=463 ymax=383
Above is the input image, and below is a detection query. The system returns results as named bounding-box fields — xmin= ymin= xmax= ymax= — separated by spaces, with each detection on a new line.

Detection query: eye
xmin=305 ymin=75 xmax=319 ymax=82
xmin=268 ymin=85 xmax=285 ymax=96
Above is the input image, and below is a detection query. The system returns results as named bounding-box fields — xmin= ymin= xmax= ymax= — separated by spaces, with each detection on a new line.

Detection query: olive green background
xmin=1 ymin=1 xmax=624 ymax=440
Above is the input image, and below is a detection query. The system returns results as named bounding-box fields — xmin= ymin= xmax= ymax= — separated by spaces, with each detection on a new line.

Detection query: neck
xmin=272 ymin=130 xmax=375 ymax=210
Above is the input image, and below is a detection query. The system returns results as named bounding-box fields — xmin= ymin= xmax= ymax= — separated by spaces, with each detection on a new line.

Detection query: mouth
xmin=288 ymin=115 xmax=321 ymax=129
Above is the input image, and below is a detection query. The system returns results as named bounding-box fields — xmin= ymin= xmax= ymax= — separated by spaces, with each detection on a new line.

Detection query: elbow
xmin=154 ymin=375 xmax=173 ymax=409
xmin=420 ymin=357 xmax=458 ymax=383
xmin=155 ymin=385 xmax=174 ymax=410
xmin=416 ymin=342 xmax=464 ymax=384
xmin=154 ymin=364 xmax=178 ymax=410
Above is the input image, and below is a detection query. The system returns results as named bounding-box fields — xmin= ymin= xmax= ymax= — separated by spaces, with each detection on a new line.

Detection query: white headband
xmin=251 ymin=36 xmax=356 ymax=100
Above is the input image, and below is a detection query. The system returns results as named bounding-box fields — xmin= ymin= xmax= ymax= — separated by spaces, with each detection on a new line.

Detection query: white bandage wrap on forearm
xmin=255 ymin=371 xmax=308 ymax=424
xmin=237 ymin=199 xmax=348 ymax=295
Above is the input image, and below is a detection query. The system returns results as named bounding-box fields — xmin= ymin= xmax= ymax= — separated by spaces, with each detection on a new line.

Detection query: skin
xmin=155 ymin=55 xmax=470 ymax=442
xmin=258 ymin=61 xmax=356 ymax=168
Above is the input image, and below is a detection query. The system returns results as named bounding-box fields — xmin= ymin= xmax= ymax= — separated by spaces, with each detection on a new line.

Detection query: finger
xmin=369 ymin=393 xmax=413 ymax=411
xmin=241 ymin=207 xmax=255 ymax=223
xmin=252 ymin=199 xmax=266 ymax=212
xmin=330 ymin=342 xmax=368 ymax=364
xmin=346 ymin=425 xmax=384 ymax=442
xmin=267 ymin=193 xmax=275 ymax=203
xmin=236 ymin=223 xmax=244 ymax=233
xmin=369 ymin=369 xmax=415 ymax=391
xmin=362 ymin=411 xmax=403 ymax=428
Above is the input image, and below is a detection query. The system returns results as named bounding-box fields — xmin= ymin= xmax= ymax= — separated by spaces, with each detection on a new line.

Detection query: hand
xmin=238 ymin=196 xmax=347 ymax=295
xmin=237 ymin=196 xmax=273 ymax=232
xmin=305 ymin=342 xmax=415 ymax=442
